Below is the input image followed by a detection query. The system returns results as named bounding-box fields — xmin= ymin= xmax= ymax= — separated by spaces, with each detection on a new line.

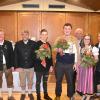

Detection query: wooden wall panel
xmin=0 ymin=12 xmax=17 ymax=42
xmin=42 ymin=12 xmax=66 ymax=44
xmin=66 ymin=12 xmax=89 ymax=35
xmin=88 ymin=13 xmax=100 ymax=44
xmin=0 ymin=11 xmax=99 ymax=45
xmin=17 ymin=12 xmax=41 ymax=41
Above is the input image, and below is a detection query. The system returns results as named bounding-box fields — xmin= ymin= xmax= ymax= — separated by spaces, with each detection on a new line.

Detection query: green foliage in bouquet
xmin=54 ymin=39 xmax=70 ymax=50
xmin=81 ymin=52 xmax=96 ymax=67
xmin=35 ymin=43 xmax=51 ymax=60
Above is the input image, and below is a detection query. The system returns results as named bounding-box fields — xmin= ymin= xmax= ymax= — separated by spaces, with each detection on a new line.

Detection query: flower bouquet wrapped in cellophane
xmin=35 ymin=43 xmax=51 ymax=67
xmin=53 ymin=38 xmax=69 ymax=55
xmin=81 ymin=50 xmax=96 ymax=67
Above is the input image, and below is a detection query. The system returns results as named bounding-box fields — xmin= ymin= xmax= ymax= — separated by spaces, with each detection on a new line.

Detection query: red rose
xmin=43 ymin=44 xmax=49 ymax=49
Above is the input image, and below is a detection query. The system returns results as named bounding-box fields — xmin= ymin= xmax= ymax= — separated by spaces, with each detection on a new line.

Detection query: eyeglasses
xmin=84 ymin=38 xmax=90 ymax=40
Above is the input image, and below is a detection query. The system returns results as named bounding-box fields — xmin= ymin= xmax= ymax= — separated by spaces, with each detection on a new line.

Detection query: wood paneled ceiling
xmin=0 ymin=0 xmax=30 ymax=6
xmin=56 ymin=0 xmax=100 ymax=11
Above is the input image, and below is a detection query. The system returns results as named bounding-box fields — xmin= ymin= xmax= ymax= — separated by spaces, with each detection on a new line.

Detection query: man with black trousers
xmin=54 ymin=23 xmax=77 ymax=100
xmin=14 ymin=30 xmax=36 ymax=100
xmin=34 ymin=29 xmax=53 ymax=100
xmin=0 ymin=29 xmax=15 ymax=100
xmin=90 ymin=33 xmax=100 ymax=100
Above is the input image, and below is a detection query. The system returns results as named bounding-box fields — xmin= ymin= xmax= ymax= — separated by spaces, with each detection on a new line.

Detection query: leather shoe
xmin=54 ymin=96 xmax=60 ymax=100
xmin=20 ymin=94 xmax=25 ymax=100
xmin=28 ymin=94 xmax=34 ymax=100
xmin=0 ymin=97 xmax=3 ymax=100
xmin=8 ymin=96 xmax=15 ymax=100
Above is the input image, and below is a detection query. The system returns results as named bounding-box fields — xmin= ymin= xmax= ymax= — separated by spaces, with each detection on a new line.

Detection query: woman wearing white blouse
xmin=76 ymin=35 xmax=99 ymax=100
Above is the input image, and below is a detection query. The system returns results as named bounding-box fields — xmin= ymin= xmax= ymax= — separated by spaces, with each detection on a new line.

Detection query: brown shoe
xmin=20 ymin=94 xmax=25 ymax=100
xmin=8 ymin=96 xmax=15 ymax=100
xmin=44 ymin=93 xmax=52 ymax=100
xmin=37 ymin=93 xmax=42 ymax=100
xmin=28 ymin=94 xmax=34 ymax=100
xmin=0 ymin=97 xmax=3 ymax=100
xmin=54 ymin=96 xmax=60 ymax=100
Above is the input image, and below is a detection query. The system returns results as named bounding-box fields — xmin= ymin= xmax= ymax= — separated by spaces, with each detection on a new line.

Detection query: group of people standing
xmin=0 ymin=23 xmax=99 ymax=100
xmin=0 ymin=29 xmax=53 ymax=100
xmin=54 ymin=23 xmax=100 ymax=100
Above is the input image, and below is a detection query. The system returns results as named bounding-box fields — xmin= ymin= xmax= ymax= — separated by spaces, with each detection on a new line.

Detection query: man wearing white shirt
xmin=0 ymin=29 xmax=15 ymax=100
xmin=54 ymin=23 xmax=78 ymax=100
xmin=74 ymin=28 xmax=84 ymax=96
xmin=74 ymin=28 xmax=84 ymax=60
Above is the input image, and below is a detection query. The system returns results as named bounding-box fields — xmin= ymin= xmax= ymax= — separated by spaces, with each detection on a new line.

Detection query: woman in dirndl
xmin=76 ymin=34 xmax=99 ymax=100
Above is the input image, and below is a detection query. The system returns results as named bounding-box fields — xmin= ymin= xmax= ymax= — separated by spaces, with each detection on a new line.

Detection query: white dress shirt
xmin=63 ymin=42 xmax=77 ymax=63
xmin=0 ymin=41 xmax=6 ymax=64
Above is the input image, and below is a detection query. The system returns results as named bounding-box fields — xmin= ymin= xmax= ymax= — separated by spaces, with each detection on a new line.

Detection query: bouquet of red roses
xmin=81 ymin=50 xmax=96 ymax=67
xmin=35 ymin=43 xmax=51 ymax=67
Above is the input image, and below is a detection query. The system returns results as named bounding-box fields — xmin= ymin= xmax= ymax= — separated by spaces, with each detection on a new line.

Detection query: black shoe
xmin=28 ymin=94 xmax=34 ymax=100
xmin=82 ymin=95 xmax=87 ymax=100
xmin=0 ymin=97 xmax=3 ymax=100
xmin=44 ymin=93 xmax=52 ymax=100
xmin=90 ymin=94 xmax=100 ymax=100
xmin=37 ymin=93 xmax=41 ymax=100
xmin=8 ymin=96 xmax=15 ymax=100
xmin=76 ymin=91 xmax=83 ymax=96
xmin=89 ymin=96 xmax=95 ymax=100
xmin=20 ymin=94 xmax=25 ymax=100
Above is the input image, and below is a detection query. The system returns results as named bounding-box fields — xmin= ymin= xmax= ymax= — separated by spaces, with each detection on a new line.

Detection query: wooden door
xmin=42 ymin=12 xmax=66 ymax=44
xmin=66 ymin=12 xmax=89 ymax=35
xmin=88 ymin=13 xmax=100 ymax=44
xmin=18 ymin=12 xmax=41 ymax=41
xmin=0 ymin=12 xmax=17 ymax=42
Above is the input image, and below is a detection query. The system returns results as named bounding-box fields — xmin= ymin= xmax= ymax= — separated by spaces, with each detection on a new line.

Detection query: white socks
xmin=22 ymin=90 xmax=26 ymax=94
xmin=8 ymin=88 xmax=13 ymax=97
xmin=0 ymin=88 xmax=13 ymax=97
xmin=28 ymin=89 xmax=32 ymax=94
xmin=0 ymin=88 xmax=2 ymax=97
xmin=21 ymin=89 xmax=32 ymax=95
